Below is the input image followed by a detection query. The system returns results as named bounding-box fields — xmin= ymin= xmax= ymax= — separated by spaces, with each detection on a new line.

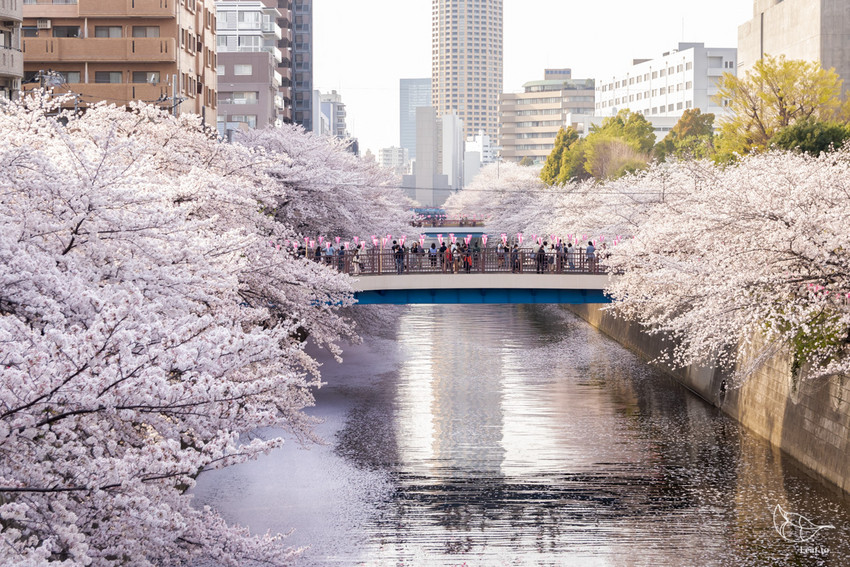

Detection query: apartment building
xmin=21 ymin=0 xmax=217 ymax=121
xmin=0 ymin=0 xmax=23 ymax=100
xmin=216 ymin=0 xmax=284 ymax=134
xmin=499 ymin=69 xmax=595 ymax=164
xmin=595 ymin=43 xmax=736 ymax=120
xmin=290 ymin=0 xmax=311 ymax=130
xmin=319 ymin=90 xmax=347 ymax=138
xmin=432 ymin=0 xmax=503 ymax=142
xmin=739 ymin=0 xmax=850 ymax=81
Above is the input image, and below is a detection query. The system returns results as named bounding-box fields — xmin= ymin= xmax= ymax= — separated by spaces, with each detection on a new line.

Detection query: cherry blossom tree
xmin=605 ymin=150 xmax=850 ymax=381
xmin=0 ymin=96 xmax=405 ymax=565
xmin=236 ymin=127 xmax=413 ymax=239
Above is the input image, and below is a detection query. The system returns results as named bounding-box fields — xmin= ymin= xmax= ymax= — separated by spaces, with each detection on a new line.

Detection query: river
xmin=192 ymin=304 xmax=850 ymax=566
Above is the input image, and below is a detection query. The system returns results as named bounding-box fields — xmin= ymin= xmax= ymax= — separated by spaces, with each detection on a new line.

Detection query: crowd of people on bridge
xmin=293 ymin=238 xmax=608 ymax=276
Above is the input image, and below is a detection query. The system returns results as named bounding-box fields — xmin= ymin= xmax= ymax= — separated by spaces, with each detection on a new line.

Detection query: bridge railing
xmin=305 ymin=248 xmax=608 ymax=276
xmin=411 ymin=218 xmax=485 ymax=228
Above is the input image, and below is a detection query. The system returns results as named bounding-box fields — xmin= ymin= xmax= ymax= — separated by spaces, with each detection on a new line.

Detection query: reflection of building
xmin=216 ymin=1 xmax=285 ymax=135
xmin=500 ymin=69 xmax=594 ymax=164
xmin=594 ymin=43 xmax=736 ymax=119
xmin=0 ymin=0 xmax=22 ymax=100
xmin=738 ymin=0 xmax=850 ymax=82
xmin=22 ymin=0 xmax=217 ymax=121
xmin=432 ymin=0 xmax=503 ymax=141
xmin=400 ymin=78 xmax=431 ymax=161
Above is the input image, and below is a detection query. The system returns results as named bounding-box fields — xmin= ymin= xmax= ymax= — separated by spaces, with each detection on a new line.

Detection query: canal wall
xmin=565 ymin=304 xmax=850 ymax=496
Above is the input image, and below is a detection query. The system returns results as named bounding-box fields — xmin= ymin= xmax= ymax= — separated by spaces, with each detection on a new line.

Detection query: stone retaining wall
xmin=566 ymin=304 xmax=850 ymax=495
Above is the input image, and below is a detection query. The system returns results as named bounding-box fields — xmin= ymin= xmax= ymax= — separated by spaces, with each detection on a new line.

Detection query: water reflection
xmin=194 ymin=305 xmax=850 ymax=566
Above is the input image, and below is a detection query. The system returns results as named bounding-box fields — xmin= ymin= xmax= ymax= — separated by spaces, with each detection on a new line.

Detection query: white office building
xmin=595 ymin=42 xmax=737 ymax=119
xmin=378 ymin=146 xmax=409 ymax=175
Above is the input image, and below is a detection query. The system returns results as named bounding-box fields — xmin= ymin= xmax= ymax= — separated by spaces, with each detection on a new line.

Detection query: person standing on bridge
xmin=535 ymin=241 xmax=547 ymax=273
xmin=430 ymin=242 xmax=438 ymax=268
xmin=586 ymin=241 xmax=596 ymax=272
xmin=351 ymin=245 xmax=362 ymax=275
xmin=566 ymin=242 xmax=575 ymax=271
xmin=394 ymin=242 xmax=405 ymax=274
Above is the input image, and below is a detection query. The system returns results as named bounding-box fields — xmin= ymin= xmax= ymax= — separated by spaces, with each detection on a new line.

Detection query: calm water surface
xmin=193 ymin=305 xmax=850 ymax=566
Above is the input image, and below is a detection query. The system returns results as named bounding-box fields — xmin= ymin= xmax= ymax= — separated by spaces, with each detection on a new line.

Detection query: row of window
xmin=600 ymin=81 xmax=694 ymax=106
xmin=23 ymin=26 xmax=161 ymax=38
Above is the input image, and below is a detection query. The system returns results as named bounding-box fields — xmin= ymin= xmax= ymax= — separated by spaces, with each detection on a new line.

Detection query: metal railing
xmin=299 ymin=248 xmax=608 ymax=276
xmin=411 ymin=218 xmax=485 ymax=228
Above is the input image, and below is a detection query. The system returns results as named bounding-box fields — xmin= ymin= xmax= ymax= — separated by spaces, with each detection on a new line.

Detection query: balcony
xmin=0 ymin=46 xmax=23 ymax=79
xmin=22 ymin=37 xmax=176 ymax=63
xmin=23 ymin=0 xmax=78 ymax=19
xmin=1 ymin=0 xmax=23 ymax=23
xmin=78 ymin=0 xmax=175 ymax=18
xmin=262 ymin=21 xmax=282 ymax=40
xmin=22 ymin=81 xmax=170 ymax=106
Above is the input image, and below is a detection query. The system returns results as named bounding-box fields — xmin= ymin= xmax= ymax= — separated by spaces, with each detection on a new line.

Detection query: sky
xmin=314 ymin=0 xmax=755 ymax=155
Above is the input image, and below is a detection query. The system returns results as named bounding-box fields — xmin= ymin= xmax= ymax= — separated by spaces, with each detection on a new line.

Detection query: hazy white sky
xmin=314 ymin=0 xmax=755 ymax=154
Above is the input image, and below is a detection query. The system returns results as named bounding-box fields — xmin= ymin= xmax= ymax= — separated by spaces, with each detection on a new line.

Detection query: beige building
xmin=432 ymin=0 xmax=503 ymax=142
xmin=738 ymin=0 xmax=850 ymax=82
xmin=0 ymin=0 xmax=23 ymax=100
xmin=500 ymin=69 xmax=595 ymax=164
xmin=22 ymin=0 xmax=217 ymax=122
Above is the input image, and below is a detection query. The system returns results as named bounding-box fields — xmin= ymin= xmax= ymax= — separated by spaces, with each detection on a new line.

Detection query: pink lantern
xmin=451 ymin=235 xmax=457 ymax=244
xmin=292 ymin=242 xmax=299 ymax=250
xmin=550 ymin=234 xmax=557 ymax=243
xmin=517 ymin=233 xmax=524 ymax=245
xmin=400 ymin=235 xmax=407 ymax=246
xmin=335 ymin=236 xmax=341 ymax=245
xmin=304 ymin=237 xmax=309 ymax=245
xmin=318 ymin=236 xmax=324 ymax=245
xmin=309 ymin=240 xmax=316 ymax=248
xmin=482 ymin=235 xmax=489 ymax=247
xmin=464 ymin=235 xmax=471 ymax=245
xmin=386 ymin=234 xmax=392 ymax=242
xmin=344 ymin=242 xmax=350 ymax=250
xmin=326 ymin=242 xmax=331 ymax=250
xmin=419 ymin=234 xmax=426 ymax=246
xmin=354 ymin=236 xmax=360 ymax=244
xmin=438 ymin=234 xmax=444 ymax=245
xmin=372 ymin=236 xmax=379 ymax=247
xmin=501 ymin=233 xmax=507 ymax=245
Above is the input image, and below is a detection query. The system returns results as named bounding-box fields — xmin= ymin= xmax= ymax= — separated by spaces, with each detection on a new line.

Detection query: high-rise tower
xmin=431 ymin=0 xmax=503 ymax=141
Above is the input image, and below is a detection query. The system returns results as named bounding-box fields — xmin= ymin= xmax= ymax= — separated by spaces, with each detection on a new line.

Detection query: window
xmin=132 ymin=26 xmax=160 ymax=38
xmin=132 ymin=71 xmax=160 ymax=84
xmin=63 ymin=71 xmax=81 ymax=83
xmin=95 ymin=71 xmax=122 ymax=84
xmin=234 ymin=64 xmax=253 ymax=76
xmin=216 ymin=64 xmax=225 ymax=75
xmin=22 ymin=26 xmax=38 ymax=38
xmin=95 ymin=26 xmax=122 ymax=38
xmin=53 ymin=26 xmax=81 ymax=38
xmin=230 ymin=115 xmax=257 ymax=128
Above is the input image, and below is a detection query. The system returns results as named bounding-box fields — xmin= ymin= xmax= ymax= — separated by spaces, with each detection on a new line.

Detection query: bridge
xmin=311 ymin=247 xmax=612 ymax=305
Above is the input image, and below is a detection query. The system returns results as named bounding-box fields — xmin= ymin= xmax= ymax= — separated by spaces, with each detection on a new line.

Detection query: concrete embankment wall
xmin=566 ymin=304 xmax=850 ymax=495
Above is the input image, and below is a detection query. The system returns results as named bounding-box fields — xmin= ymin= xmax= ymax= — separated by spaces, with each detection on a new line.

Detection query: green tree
xmin=770 ymin=119 xmax=850 ymax=155
xmin=591 ymin=109 xmax=656 ymax=154
xmin=714 ymin=55 xmax=844 ymax=158
xmin=518 ymin=155 xmax=535 ymax=167
xmin=540 ymin=126 xmax=579 ymax=184
xmin=654 ymin=108 xmax=715 ymax=161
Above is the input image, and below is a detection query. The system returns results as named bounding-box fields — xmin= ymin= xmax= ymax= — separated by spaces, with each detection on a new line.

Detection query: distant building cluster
xmin=4 ymin=0 xmax=850 ymax=198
